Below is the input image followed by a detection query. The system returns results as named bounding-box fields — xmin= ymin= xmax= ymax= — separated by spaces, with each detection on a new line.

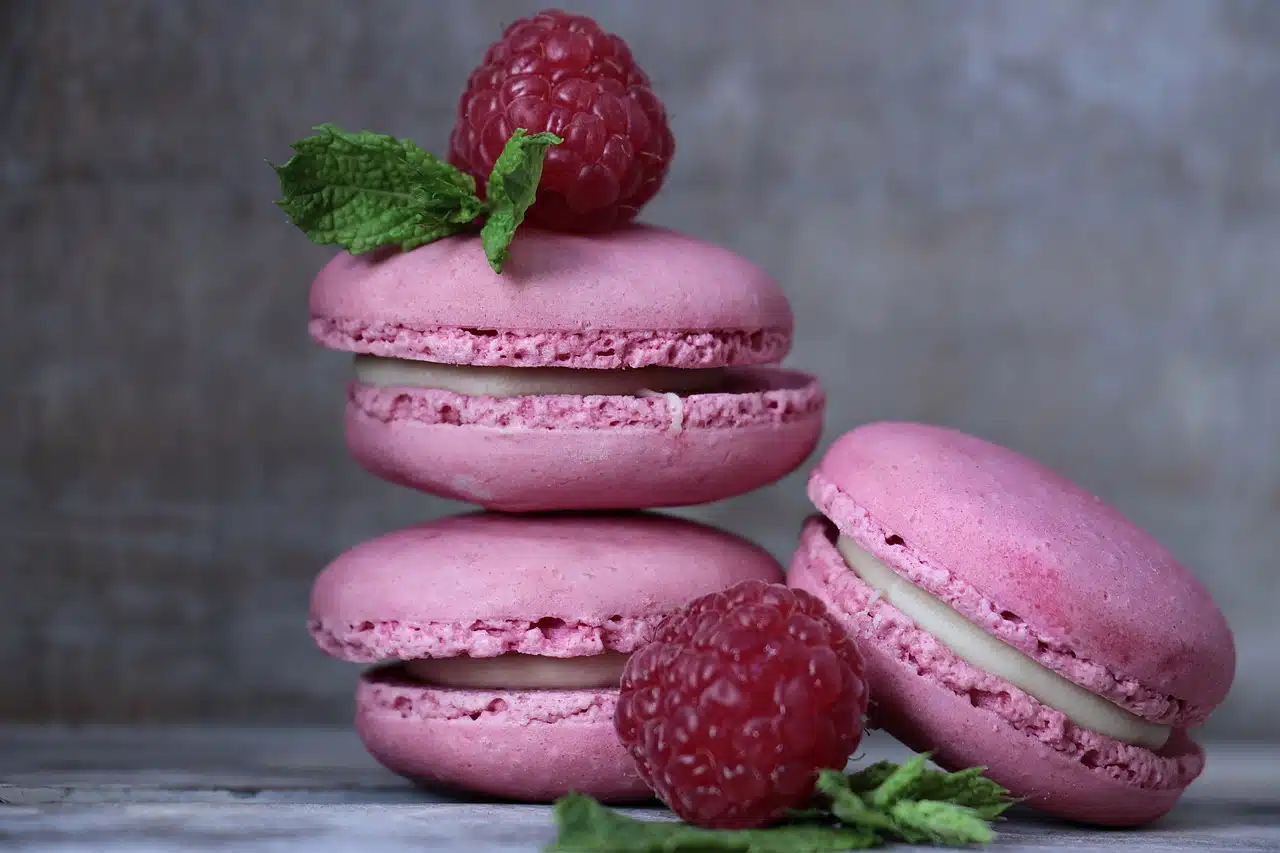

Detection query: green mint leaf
xmin=908 ymin=766 xmax=1015 ymax=821
xmin=843 ymin=761 xmax=901 ymax=794
xmin=847 ymin=759 xmax=1013 ymax=821
xmin=867 ymin=753 xmax=931 ymax=808
xmin=783 ymin=808 xmax=831 ymax=824
xmin=549 ymin=760 xmax=1014 ymax=853
xmin=272 ymin=123 xmax=484 ymax=254
xmin=889 ymin=801 xmax=994 ymax=846
xmin=479 ymin=128 xmax=562 ymax=273
xmin=547 ymin=794 xmax=877 ymax=853
xmin=822 ymin=757 xmax=1014 ymax=847
xmin=816 ymin=770 xmax=897 ymax=834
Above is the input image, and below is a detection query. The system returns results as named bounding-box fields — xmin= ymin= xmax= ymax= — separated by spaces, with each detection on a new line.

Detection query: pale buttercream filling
xmin=354 ymin=355 xmax=727 ymax=398
xmin=836 ymin=535 xmax=1171 ymax=750
xmin=403 ymin=652 xmax=630 ymax=690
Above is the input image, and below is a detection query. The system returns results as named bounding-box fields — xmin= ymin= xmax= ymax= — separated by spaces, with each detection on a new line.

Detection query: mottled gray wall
xmin=3 ymin=0 xmax=1277 ymax=737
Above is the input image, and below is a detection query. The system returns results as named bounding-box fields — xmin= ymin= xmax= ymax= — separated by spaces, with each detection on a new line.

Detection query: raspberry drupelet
xmin=615 ymin=580 xmax=869 ymax=829
xmin=448 ymin=8 xmax=675 ymax=232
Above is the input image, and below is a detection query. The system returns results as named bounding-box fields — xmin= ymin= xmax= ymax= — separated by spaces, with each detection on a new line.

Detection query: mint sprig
xmin=480 ymin=127 xmax=561 ymax=272
xmin=271 ymin=124 xmax=561 ymax=273
xmin=841 ymin=757 xmax=1014 ymax=822
xmin=547 ymin=755 xmax=1014 ymax=852
xmin=818 ymin=755 xmax=1014 ymax=846
xmin=549 ymin=795 xmax=876 ymax=853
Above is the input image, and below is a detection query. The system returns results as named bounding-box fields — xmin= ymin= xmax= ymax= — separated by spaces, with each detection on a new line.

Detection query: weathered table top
xmin=1 ymin=727 xmax=1276 ymax=852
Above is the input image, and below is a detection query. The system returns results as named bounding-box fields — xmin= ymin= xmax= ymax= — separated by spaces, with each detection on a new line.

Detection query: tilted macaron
xmin=310 ymin=225 xmax=823 ymax=511
xmin=787 ymin=422 xmax=1235 ymax=826
xmin=309 ymin=511 xmax=785 ymax=802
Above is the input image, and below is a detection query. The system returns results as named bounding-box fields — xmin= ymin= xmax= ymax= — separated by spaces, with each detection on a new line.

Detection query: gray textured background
xmin=3 ymin=0 xmax=1276 ymax=737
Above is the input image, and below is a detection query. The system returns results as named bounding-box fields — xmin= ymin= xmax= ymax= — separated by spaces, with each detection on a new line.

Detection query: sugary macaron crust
xmin=308 ymin=226 xmax=794 ymax=370
xmin=789 ymin=422 xmax=1234 ymax=824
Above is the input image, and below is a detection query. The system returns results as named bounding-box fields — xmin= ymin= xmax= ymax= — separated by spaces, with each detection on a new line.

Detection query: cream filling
xmin=836 ymin=535 xmax=1171 ymax=749
xmin=354 ymin=355 xmax=726 ymax=398
xmin=403 ymin=652 xmax=630 ymax=690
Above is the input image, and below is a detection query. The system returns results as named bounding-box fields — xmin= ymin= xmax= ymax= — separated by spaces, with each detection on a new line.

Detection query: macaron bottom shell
xmin=345 ymin=368 xmax=823 ymax=511
xmin=788 ymin=519 xmax=1202 ymax=826
xmin=356 ymin=665 xmax=651 ymax=803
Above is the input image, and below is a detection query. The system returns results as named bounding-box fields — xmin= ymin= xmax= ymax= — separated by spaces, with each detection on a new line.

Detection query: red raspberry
xmin=615 ymin=580 xmax=869 ymax=829
xmin=448 ymin=9 xmax=675 ymax=232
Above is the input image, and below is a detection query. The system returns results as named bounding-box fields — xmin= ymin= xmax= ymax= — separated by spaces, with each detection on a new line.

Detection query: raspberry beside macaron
xmin=615 ymin=580 xmax=870 ymax=829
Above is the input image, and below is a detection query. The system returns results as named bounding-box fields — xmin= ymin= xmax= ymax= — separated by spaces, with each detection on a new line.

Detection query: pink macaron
xmin=310 ymin=225 xmax=823 ymax=511
xmin=309 ymin=511 xmax=785 ymax=802
xmin=787 ymin=422 xmax=1235 ymax=826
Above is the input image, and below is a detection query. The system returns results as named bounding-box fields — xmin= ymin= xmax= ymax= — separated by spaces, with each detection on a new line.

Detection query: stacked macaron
xmin=280 ymin=11 xmax=821 ymax=802
xmin=312 ymin=226 xmax=823 ymax=512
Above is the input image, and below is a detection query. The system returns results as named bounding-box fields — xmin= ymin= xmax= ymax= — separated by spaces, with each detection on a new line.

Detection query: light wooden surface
xmin=1 ymin=727 xmax=1277 ymax=851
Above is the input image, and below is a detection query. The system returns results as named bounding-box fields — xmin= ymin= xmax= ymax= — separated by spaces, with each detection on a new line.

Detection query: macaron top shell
xmin=309 ymin=225 xmax=793 ymax=369
xmin=310 ymin=512 xmax=785 ymax=662
xmin=811 ymin=422 xmax=1235 ymax=727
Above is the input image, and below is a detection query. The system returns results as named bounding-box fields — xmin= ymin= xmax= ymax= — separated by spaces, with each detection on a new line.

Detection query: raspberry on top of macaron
xmin=448 ymin=9 xmax=674 ymax=233
xmin=272 ymin=8 xmax=674 ymax=272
